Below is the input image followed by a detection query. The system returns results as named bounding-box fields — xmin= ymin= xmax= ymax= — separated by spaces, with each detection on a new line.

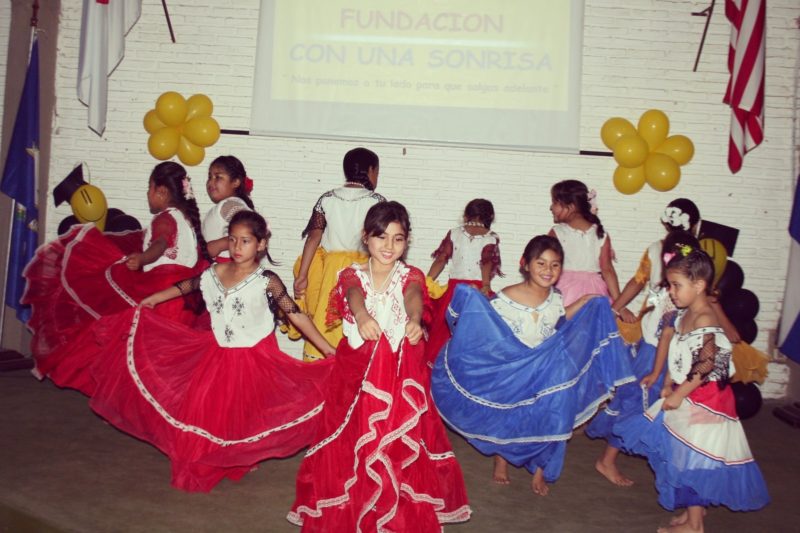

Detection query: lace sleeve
xmin=403 ymin=266 xmax=433 ymax=327
xmin=687 ymin=333 xmax=730 ymax=384
xmin=430 ymin=231 xmax=453 ymax=260
xmin=174 ymin=275 xmax=201 ymax=295
xmin=219 ymin=198 xmax=249 ymax=223
xmin=480 ymin=237 xmax=503 ymax=278
xmin=150 ymin=211 xmax=178 ymax=257
xmin=264 ymin=271 xmax=300 ymax=324
xmin=326 ymin=267 xmax=363 ymax=327
xmin=301 ymin=195 xmax=327 ymax=237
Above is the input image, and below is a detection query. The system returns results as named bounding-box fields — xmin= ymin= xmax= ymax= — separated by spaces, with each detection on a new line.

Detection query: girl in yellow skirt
xmin=291 ymin=148 xmax=386 ymax=361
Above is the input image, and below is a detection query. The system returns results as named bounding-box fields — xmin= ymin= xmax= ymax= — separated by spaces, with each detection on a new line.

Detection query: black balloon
xmin=722 ymin=288 xmax=760 ymax=322
xmin=731 ymin=382 xmax=762 ymax=420
xmin=735 ymin=319 xmax=758 ymax=344
xmin=105 ymin=214 xmax=142 ymax=232
xmin=106 ymin=208 xmax=124 ymax=220
xmin=57 ymin=215 xmax=80 ymax=236
xmin=716 ymin=260 xmax=744 ymax=297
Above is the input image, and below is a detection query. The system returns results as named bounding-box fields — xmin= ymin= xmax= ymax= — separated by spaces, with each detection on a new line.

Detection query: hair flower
xmin=182 ymin=177 xmax=195 ymax=200
xmin=587 ymin=189 xmax=599 ymax=215
xmin=661 ymin=206 xmax=691 ymax=231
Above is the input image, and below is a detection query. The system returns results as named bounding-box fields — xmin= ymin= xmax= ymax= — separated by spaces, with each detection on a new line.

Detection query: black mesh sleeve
xmin=687 ymin=333 xmax=728 ymax=384
xmin=301 ymin=194 xmax=328 ymax=238
xmin=264 ymin=271 xmax=301 ymax=324
xmin=174 ymin=276 xmax=201 ymax=296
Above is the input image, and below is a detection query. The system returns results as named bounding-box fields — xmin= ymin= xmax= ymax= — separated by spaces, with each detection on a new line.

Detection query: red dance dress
xmin=288 ymin=263 xmax=471 ymax=531
xmin=88 ymin=266 xmax=334 ymax=492
xmin=22 ymin=209 xmax=201 ymax=395
xmin=425 ymin=226 xmax=501 ymax=366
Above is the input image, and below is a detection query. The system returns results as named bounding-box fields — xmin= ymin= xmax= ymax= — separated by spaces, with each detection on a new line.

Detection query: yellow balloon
xmin=155 ymin=91 xmax=188 ymax=127
xmin=601 ymin=117 xmax=637 ymax=150
xmin=613 ymin=165 xmax=646 ymax=195
xmin=644 ymin=153 xmax=681 ymax=192
xmin=699 ymin=238 xmax=728 ymax=287
xmin=177 ymin=135 xmax=205 ymax=166
xmin=143 ymin=109 xmax=166 ymax=134
xmin=638 ymin=109 xmax=670 ymax=151
xmin=183 ymin=117 xmax=221 ymax=148
xmin=70 ymin=184 xmax=108 ymax=231
xmin=147 ymin=127 xmax=181 ymax=160
xmin=655 ymin=135 xmax=695 ymax=166
xmin=186 ymin=94 xmax=214 ymax=121
xmin=613 ymin=135 xmax=649 ymax=168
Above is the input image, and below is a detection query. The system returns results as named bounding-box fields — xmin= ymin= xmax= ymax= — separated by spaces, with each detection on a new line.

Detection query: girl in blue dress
xmin=431 ymin=235 xmax=633 ymax=496
xmin=614 ymin=246 xmax=768 ymax=532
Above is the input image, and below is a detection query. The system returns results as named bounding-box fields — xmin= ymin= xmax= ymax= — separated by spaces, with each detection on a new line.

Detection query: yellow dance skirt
xmin=283 ymin=248 xmax=367 ymax=361
xmin=730 ymin=342 xmax=769 ymax=384
xmin=426 ymin=276 xmax=448 ymax=300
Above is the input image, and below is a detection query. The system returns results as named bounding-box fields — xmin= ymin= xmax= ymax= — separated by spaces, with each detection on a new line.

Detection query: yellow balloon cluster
xmin=144 ymin=92 xmax=221 ymax=166
xmin=601 ymin=110 xmax=694 ymax=195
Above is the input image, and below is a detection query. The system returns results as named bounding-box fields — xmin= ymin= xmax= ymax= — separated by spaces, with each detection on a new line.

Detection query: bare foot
xmin=656 ymin=523 xmax=703 ymax=533
xmin=669 ymin=510 xmax=706 ymax=527
xmin=595 ymin=459 xmax=634 ymax=487
xmin=492 ymin=456 xmax=510 ymax=485
xmin=531 ymin=469 xmax=549 ymax=496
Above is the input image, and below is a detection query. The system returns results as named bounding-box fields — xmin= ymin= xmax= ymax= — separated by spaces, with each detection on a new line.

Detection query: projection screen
xmin=250 ymin=1 xmax=584 ymax=152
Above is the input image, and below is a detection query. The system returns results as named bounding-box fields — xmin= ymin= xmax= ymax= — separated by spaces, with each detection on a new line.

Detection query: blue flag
xmin=779 ymin=177 xmax=800 ymax=364
xmin=1 ymin=38 xmax=39 ymax=323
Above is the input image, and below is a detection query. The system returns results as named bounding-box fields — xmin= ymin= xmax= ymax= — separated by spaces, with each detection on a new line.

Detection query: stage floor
xmin=1 ymin=369 xmax=798 ymax=533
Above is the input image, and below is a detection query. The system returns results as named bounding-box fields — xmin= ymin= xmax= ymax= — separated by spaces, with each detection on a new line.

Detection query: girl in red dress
xmin=425 ymin=198 xmax=502 ymax=365
xmin=288 ymin=201 xmax=471 ymax=531
xmin=23 ymin=162 xmax=206 ymax=395
xmin=87 ymin=210 xmax=336 ymax=492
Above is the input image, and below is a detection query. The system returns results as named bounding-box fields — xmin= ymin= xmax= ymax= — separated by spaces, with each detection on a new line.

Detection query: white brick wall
xmin=44 ymin=1 xmax=799 ymax=368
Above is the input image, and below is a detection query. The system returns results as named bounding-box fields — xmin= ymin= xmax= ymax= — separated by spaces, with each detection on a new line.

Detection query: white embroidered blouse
xmin=331 ymin=262 xmax=429 ymax=352
xmin=143 ymin=207 xmax=197 ymax=272
xmin=175 ymin=265 xmax=300 ymax=348
xmin=302 ymin=186 xmax=385 ymax=251
xmin=431 ymin=226 xmax=502 ymax=280
xmin=669 ymin=310 xmax=735 ymax=385
xmin=551 ymin=223 xmax=607 ymax=273
xmin=490 ymin=289 xmax=566 ymax=348
xmin=201 ymin=197 xmax=250 ymax=260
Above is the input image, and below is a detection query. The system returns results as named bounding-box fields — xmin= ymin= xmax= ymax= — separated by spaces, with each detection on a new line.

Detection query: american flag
xmin=723 ymin=0 xmax=766 ymax=174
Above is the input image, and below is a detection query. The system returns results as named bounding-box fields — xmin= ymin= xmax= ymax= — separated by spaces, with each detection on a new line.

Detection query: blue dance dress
xmin=613 ymin=312 xmax=769 ymax=511
xmin=430 ymin=285 xmax=634 ymax=482
xmin=586 ymin=289 xmax=676 ymax=447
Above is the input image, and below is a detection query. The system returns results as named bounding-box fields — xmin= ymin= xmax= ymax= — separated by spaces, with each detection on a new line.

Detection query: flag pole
xmin=0 ymin=7 xmax=37 ymax=347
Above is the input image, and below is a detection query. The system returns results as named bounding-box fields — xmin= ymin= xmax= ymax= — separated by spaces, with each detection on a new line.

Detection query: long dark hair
xmin=209 ymin=155 xmax=255 ymax=209
xmin=363 ymin=201 xmax=410 ymax=238
xmin=660 ymin=231 xmax=699 ymax=286
xmin=150 ymin=162 xmax=210 ymax=261
xmin=665 ymin=246 xmax=714 ymax=294
xmin=551 ymin=179 xmax=605 ymax=238
xmin=464 ymin=198 xmax=495 ymax=228
xmin=343 ymin=147 xmax=379 ymax=190
xmin=228 ymin=210 xmax=278 ymax=265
